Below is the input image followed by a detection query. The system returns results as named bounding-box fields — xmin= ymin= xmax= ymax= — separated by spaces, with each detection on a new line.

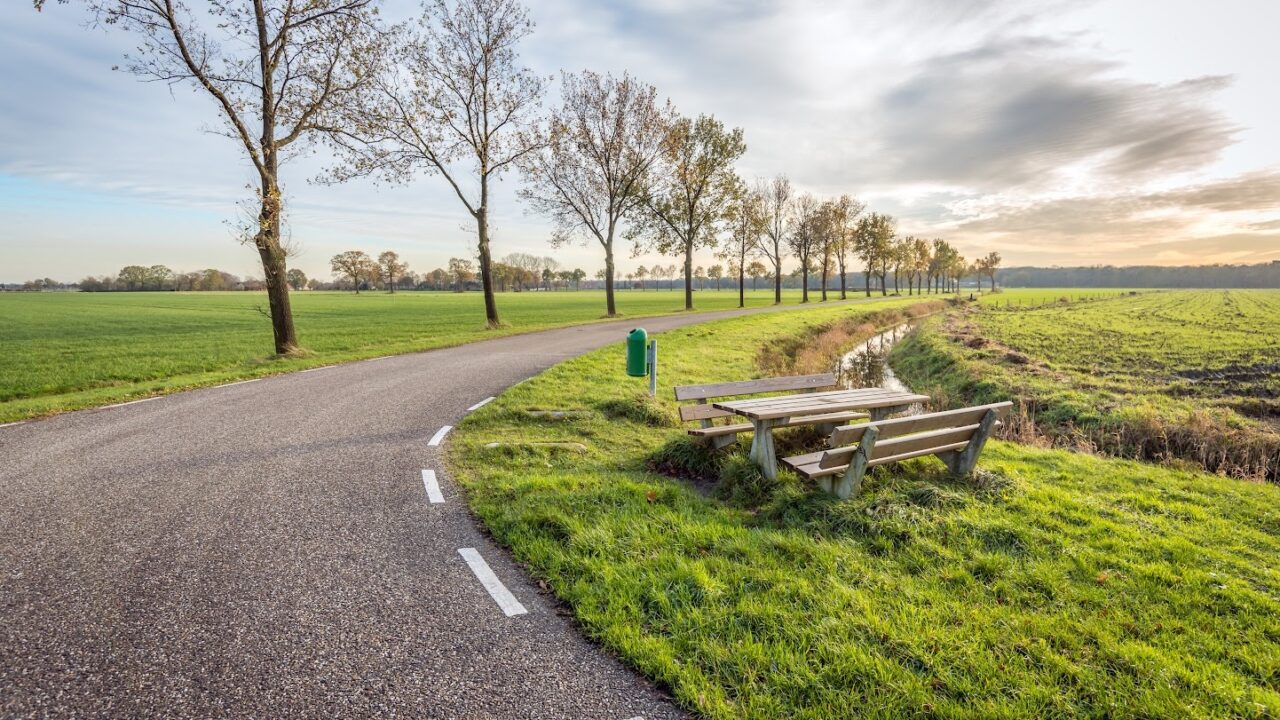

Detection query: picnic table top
xmin=712 ymin=387 xmax=929 ymax=421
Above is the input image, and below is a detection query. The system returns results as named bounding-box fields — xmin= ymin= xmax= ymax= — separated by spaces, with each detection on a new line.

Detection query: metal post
xmin=647 ymin=339 xmax=657 ymax=397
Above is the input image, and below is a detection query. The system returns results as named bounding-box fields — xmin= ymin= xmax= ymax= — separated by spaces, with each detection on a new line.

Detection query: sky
xmin=2 ymin=0 xmax=1279 ymax=283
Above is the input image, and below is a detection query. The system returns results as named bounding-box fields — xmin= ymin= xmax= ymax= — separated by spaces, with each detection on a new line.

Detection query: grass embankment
xmin=891 ymin=290 xmax=1280 ymax=481
xmin=1 ymin=288 xmax=822 ymax=422
xmin=448 ymin=297 xmax=1280 ymax=719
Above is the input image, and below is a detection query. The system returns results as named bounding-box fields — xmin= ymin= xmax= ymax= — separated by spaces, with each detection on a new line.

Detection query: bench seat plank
xmin=830 ymin=402 xmax=1011 ymax=446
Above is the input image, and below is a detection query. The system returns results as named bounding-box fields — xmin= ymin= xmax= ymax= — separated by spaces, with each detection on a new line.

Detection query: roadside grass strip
xmin=421 ymin=469 xmax=445 ymax=504
xmin=458 ymin=548 xmax=527 ymax=617
xmin=428 ymin=425 xmax=452 ymax=446
xmin=447 ymin=298 xmax=1280 ymax=719
xmin=467 ymin=396 xmax=496 ymax=412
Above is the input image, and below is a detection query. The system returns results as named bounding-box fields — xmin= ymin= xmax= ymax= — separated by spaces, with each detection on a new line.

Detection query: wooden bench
xmin=781 ymin=401 xmax=1012 ymax=498
xmin=675 ymin=373 xmax=869 ymax=449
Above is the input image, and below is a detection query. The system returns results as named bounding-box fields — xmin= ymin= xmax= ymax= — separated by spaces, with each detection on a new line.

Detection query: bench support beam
xmin=833 ymin=426 xmax=879 ymax=499
xmin=939 ymin=409 xmax=998 ymax=477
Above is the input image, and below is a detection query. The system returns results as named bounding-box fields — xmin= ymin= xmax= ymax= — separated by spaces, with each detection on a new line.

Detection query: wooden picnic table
xmin=713 ymin=388 xmax=930 ymax=480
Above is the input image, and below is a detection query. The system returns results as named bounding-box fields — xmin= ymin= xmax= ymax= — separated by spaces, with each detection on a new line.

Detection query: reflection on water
xmin=837 ymin=322 xmax=923 ymax=414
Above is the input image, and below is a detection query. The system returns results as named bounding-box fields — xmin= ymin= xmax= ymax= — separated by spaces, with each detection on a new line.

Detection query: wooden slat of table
xmin=715 ymin=390 xmax=928 ymax=420
xmin=716 ymin=389 xmax=905 ymax=411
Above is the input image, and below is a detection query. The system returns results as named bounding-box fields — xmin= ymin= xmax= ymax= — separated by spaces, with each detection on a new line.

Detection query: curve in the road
xmin=0 ymin=298 xmax=879 ymax=718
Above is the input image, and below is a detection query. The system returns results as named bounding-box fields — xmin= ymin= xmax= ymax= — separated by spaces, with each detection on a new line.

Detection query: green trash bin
xmin=626 ymin=328 xmax=648 ymax=377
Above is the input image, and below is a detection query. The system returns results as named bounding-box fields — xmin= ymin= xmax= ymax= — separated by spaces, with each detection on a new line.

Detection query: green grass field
xmin=0 ymin=287 xmax=836 ymax=422
xmin=447 ymin=296 xmax=1280 ymax=718
xmin=891 ymin=290 xmax=1280 ymax=479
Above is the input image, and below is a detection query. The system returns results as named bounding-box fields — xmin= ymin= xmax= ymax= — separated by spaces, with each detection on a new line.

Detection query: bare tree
xmin=855 ymin=212 xmax=895 ymax=296
xmin=39 ymin=0 xmax=384 ymax=354
xmin=520 ymin=71 xmax=673 ymax=317
xmin=788 ymin=193 xmax=821 ymax=303
xmin=378 ymin=251 xmax=408 ymax=293
xmin=328 ymin=0 xmax=545 ymax=327
xmin=831 ymin=194 xmax=865 ymax=300
xmin=755 ymin=175 xmax=792 ymax=304
xmin=631 ymin=114 xmax=746 ymax=310
xmin=720 ymin=178 xmax=764 ymax=308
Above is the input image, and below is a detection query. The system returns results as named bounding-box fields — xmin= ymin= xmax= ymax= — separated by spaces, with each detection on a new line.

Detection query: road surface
xmin=0 ymin=300 xmax=861 ymax=718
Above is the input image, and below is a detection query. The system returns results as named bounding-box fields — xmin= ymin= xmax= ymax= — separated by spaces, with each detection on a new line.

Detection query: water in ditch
xmin=836 ymin=321 xmax=924 ymax=413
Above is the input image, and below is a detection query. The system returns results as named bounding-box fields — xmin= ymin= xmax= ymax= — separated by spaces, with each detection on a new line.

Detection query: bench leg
xmin=833 ymin=426 xmax=878 ymax=499
xmin=709 ymin=434 xmax=739 ymax=451
xmin=748 ymin=418 xmax=783 ymax=481
xmin=940 ymin=409 xmax=998 ymax=477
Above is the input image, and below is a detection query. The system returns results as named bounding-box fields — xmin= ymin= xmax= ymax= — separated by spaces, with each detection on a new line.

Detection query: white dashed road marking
xmin=102 ymin=397 xmax=159 ymax=409
xmin=467 ymin=396 xmax=496 ymax=412
xmin=458 ymin=548 xmax=527 ymax=617
xmin=218 ymin=378 xmax=261 ymax=388
xmin=299 ymin=366 xmax=333 ymax=373
xmin=421 ymin=469 xmax=445 ymax=504
xmin=0 ymin=421 xmax=26 ymax=429
xmin=427 ymin=425 xmax=452 ymax=446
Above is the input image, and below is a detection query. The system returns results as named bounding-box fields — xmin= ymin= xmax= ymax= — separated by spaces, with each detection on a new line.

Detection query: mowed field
xmin=1 ymin=287 xmax=844 ymax=422
xmin=892 ymin=289 xmax=1280 ymax=479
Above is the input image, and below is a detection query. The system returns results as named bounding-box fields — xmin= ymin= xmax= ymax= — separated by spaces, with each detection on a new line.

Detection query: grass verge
xmin=448 ymin=297 xmax=1280 ymax=718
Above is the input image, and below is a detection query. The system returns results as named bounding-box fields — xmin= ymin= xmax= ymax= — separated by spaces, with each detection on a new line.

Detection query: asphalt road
xmin=0 ymin=300 xmax=859 ymax=718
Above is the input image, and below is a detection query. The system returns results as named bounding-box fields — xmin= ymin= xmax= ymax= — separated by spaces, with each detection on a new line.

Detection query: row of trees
xmin=74 ymin=266 xmax=259 ymax=292
xmin=999 ymin=262 xmax=1280 ymax=289
xmin=37 ymin=0 xmax=1001 ymax=354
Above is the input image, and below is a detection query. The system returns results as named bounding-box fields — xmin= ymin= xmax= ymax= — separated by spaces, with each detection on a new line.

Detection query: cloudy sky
xmin=2 ymin=0 xmax=1278 ymax=283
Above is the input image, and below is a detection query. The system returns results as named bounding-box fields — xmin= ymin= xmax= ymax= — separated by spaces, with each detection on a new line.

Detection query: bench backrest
xmin=674 ymin=373 xmax=837 ymax=423
xmin=818 ymin=401 xmax=1012 ymax=469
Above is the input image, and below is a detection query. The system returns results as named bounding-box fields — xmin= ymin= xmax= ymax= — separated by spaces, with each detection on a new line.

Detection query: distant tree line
xmin=998 ymin=262 xmax=1280 ymax=288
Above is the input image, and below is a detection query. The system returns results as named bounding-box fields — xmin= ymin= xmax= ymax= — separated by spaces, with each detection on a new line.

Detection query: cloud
xmin=944 ymin=170 xmax=1280 ymax=263
xmin=869 ymin=39 xmax=1237 ymax=191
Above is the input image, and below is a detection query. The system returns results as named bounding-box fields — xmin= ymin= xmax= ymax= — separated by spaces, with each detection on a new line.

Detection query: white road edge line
xmin=457 ymin=548 xmax=527 ymax=617
xmin=467 ymin=396 xmax=496 ymax=412
xmin=421 ymin=469 xmax=445 ymax=504
xmin=299 ymin=366 xmax=333 ymax=374
xmin=218 ymin=378 xmax=261 ymax=388
xmin=0 ymin=421 xmax=26 ymax=429
xmin=427 ymin=425 xmax=452 ymax=446
xmin=103 ymin=397 xmax=159 ymax=409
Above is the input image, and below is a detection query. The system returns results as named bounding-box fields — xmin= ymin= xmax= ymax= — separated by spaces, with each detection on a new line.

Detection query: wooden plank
xmin=720 ymin=394 xmax=929 ymax=420
xmin=829 ymin=402 xmax=1012 ymax=446
xmin=867 ymin=441 xmax=971 ymax=468
xmin=714 ymin=388 xmax=908 ymax=409
xmin=679 ymin=403 xmax=738 ymax=422
xmin=688 ymin=423 xmax=754 ymax=437
xmin=868 ymin=424 xmax=979 ymax=461
xmin=673 ymin=373 xmax=836 ymax=401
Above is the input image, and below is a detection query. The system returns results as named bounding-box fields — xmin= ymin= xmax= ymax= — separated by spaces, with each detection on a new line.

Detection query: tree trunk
xmin=738 ymin=266 xmax=745 ymax=308
xmin=683 ymin=246 xmax=694 ymax=310
xmin=476 ymin=205 xmax=500 ymax=327
xmin=879 ymin=272 xmax=887 ymax=296
xmin=601 ymin=248 xmax=616 ymax=315
xmin=255 ymin=190 xmax=299 ymax=355
xmin=773 ymin=240 xmax=783 ymax=304
xmin=839 ymin=263 xmax=847 ymax=299
xmin=801 ymin=261 xmax=809 ymax=303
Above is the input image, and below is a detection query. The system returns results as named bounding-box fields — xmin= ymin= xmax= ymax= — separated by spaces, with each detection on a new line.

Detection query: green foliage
xmin=449 ymin=295 xmax=1280 ymax=718
xmin=1 ymin=288 xmax=827 ymax=422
